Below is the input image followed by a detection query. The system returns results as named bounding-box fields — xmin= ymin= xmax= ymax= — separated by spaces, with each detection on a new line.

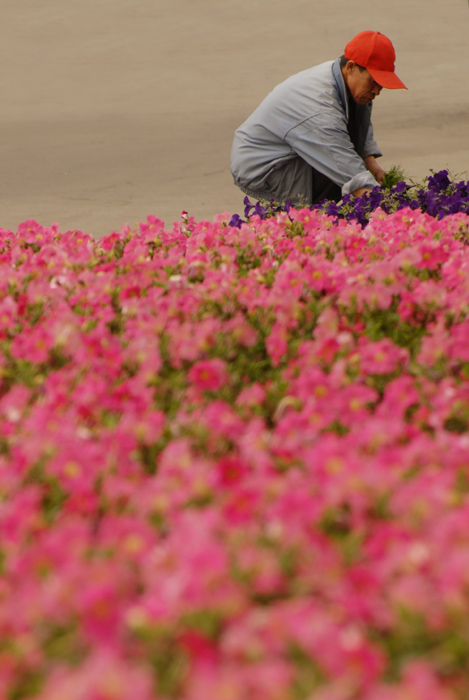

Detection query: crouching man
xmin=230 ymin=31 xmax=407 ymax=207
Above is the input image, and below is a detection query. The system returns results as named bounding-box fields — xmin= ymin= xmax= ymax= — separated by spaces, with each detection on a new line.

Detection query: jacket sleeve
xmin=362 ymin=122 xmax=383 ymax=159
xmin=285 ymin=111 xmax=379 ymax=196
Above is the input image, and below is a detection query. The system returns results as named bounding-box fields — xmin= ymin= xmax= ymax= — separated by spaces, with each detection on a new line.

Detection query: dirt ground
xmin=1 ymin=0 xmax=468 ymax=237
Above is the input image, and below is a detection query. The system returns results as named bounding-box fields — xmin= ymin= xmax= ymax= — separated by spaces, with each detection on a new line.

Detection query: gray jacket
xmin=230 ymin=58 xmax=382 ymax=203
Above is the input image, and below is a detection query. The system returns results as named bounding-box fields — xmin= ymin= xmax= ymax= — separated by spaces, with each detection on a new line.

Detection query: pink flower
xmin=3 ymin=206 xmax=469 ymax=698
xmin=216 ymin=454 xmax=249 ymax=487
xmin=36 ymin=649 xmax=154 ymax=700
xmin=188 ymin=358 xmax=230 ymax=392
xmin=353 ymin=337 xmax=409 ymax=376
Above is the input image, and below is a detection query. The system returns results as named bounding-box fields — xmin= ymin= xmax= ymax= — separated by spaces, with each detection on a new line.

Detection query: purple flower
xmin=427 ymin=169 xmax=451 ymax=192
xmin=243 ymin=196 xmax=254 ymax=219
xmin=229 ymin=172 xmax=469 ymax=230
xmin=254 ymin=201 xmax=267 ymax=218
xmin=228 ymin=214 xmax=244 ymax=228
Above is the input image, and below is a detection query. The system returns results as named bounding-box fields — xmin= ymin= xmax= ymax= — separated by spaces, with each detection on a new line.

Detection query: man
xmin=230 ymin=31 xmax=407 ymax=207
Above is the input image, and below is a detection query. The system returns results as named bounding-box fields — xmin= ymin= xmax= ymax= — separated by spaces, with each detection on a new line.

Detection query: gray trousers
xmin=235 ymin=155 xmax=342 ymax=207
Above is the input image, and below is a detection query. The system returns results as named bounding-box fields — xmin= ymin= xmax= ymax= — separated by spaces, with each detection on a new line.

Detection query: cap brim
xmin=368 ymin=67 xmax=407 ymax=90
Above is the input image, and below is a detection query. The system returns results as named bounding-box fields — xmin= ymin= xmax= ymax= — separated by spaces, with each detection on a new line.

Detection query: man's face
xmin=344 ymin=62 xmax=382 ymax=105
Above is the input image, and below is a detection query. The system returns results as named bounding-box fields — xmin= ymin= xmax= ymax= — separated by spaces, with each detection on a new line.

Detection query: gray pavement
xmin=1 ymin=0 xmax=468 ymax=236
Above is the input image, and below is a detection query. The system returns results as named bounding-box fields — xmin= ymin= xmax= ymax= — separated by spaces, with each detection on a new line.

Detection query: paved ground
xmin=1 ymin=0 xmax=468 ymax=237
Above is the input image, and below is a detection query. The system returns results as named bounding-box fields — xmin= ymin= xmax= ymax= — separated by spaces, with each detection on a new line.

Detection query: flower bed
xmin=231 ymin=169 xmax=469 ymax=229
xmin=1 ymin=192 xmax=469 ymax=698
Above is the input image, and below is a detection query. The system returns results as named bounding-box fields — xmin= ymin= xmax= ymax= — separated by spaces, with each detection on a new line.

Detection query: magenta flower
xmin=188 ymin=358 xmax=230 ymax=392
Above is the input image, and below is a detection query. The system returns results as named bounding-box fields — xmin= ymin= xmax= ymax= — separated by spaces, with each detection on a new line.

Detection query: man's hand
xmin=364 ymin=155 xmax=385 ymax=185
xmin=352 ymin=187 xmax=372 ymax=197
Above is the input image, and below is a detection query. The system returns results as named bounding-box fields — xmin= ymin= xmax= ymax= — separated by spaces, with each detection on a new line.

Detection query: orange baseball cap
xmin=344 ymin=31 xmax=407 ymax=90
